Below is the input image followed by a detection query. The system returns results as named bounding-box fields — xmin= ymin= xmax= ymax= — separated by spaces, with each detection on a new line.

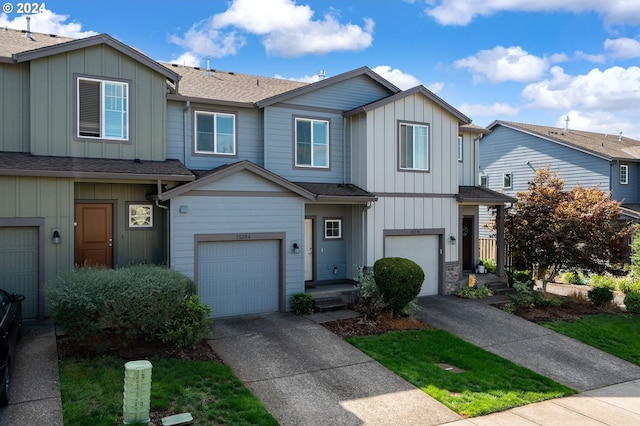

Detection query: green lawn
xmin=541 ymin=313 xmax=640 ymax=366
xmin=59 ymin=357 xmax=278 ymax=426
xmin=347 ymin=329 xmax=575 ymax=417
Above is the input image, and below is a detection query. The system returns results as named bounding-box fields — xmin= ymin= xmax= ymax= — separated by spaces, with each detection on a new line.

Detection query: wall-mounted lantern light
xmin=292 ymin=242 xmax=299 ymax=254
xmin=52 ymin=229 xmax=61 ymax=245
xmin=449 ymin=233 xmax=456 ymax=244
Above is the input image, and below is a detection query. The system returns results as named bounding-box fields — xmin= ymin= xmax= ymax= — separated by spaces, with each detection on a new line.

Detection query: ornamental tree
xmin=505 ymin=167 xmax=632 ymax=292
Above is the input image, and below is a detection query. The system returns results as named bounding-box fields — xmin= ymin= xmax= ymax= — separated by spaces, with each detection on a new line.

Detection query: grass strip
xmin=348 ymin=329 xmax=575 ymax=417
xmin=59 ymin=357 xmax=278 ymax=426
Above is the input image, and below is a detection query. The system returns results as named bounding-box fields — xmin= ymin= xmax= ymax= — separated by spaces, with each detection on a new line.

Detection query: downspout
xmin=343 ymin=117 xmax=347 ymax=185
xmin=183 ymin=100 xmax=191 ymax=169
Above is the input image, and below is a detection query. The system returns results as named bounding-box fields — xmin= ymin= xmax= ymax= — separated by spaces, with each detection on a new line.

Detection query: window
xmin=324 ymin=219 xmax=342 ymax=239
xmin=128 ymin=203 xmax=153 ymax=229
xmin=480 ymin=174 xmax=488 ymax=188
xmin=503 ymin=173 xmax=513 ymax=189
xmin=195 ymin=111 xmax=236 ymax=155
xmin=77 ymin=77 xmax=129 ymax=140
xmin=620 ymin=164 xmax=629 ymax=185
xmin=399 ymin=122 xmax=429 ymax=170
xmin=295 ymin=118 xmax=329 ymax=167
xmin=457 ymin=135 xmax=463 ymax=161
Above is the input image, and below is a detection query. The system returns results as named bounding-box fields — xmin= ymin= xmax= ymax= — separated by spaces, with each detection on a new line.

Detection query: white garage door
xmin=385 ymin=235 xmax=439 ymax=296
xmin=0 ymin=227 xmax=39 ymax=318
xmin=198 ymin=240 xmax=280 ymax=318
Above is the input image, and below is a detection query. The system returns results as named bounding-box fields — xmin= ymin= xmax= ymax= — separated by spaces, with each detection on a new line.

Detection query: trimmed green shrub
xmin=588 ymin=286 xmax=614 ymax=307
xmin=373 ymin=257 xmax=424 ymax=316
xmin=157 ymin=295 xmax=211 ymax=349
xmin=290 ymin=293 xmax=313 ymax=315
xmin=624 ymin=292 xmax=640 ymax=314
xmin=49 ymin=265 xmax=195 ymax=344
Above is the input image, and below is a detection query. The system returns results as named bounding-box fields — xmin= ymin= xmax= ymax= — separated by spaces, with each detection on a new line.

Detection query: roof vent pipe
xmin=318 ymin=69 xmax=326 ymax=80
xmin=25 ymin=16 xmax=32 ymax=38
xmin=619 ymin=131 xmax=623 ymax=142
xmin=205 ymin=58 xmax=211 ymax=76
xmin=564 ymin=115 xmax=570 ymax=133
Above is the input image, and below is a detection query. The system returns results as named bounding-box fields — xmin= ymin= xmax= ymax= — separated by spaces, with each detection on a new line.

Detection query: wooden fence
xmin=479 ymin=238 xmax=513 ymax=268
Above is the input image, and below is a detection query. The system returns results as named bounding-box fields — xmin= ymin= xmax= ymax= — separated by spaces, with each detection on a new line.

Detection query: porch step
xmin=313 ymin=296 xmax=348 ymax=312
xmin=485 ymin=281 xmax=517 ymax=296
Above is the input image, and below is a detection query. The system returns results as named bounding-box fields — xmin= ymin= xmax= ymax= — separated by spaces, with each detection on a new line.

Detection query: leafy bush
xmin=561 ymin=271 xmax=583 ymax=285
xmin=373 ymin=257 xmax=424 ymax=316
xmin=49 ymin=265 xmax=195 ymax=344
xmin=290 ymin=293 xmax=313 ymax=315
xmin=618 ymin=278 xmax=640 ymax=294
xmin=588 ymin=274 xmax=618 ymax=290
xmin=588 ymin=286 xmax=614 ymax=307
xmin=624 ymin=292 xmax=640 ymax=314
xmin=157 ymin=295 xmax=211 ymax=349
xmin=507 ymin=270 xmax=534 ymax=288
xmin=509 ymin=280 xmax=561 ymax=308
xmin=352 ymin=265 xmax=386 ymax=320
xmin=456 ymin=285 xmax=494 ymax=299
xmin=482 ymin=258 xmax=497 ymax=274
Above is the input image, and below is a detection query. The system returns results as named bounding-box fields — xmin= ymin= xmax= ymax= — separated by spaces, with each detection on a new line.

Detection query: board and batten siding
xmin=0 ymin=62 xmax=30 ymax=153
xmin=29 ymin=45 xmax=167 ymax=161
xmin=166 ymin=101 xmax=264 ymax=170
xmin=305 ymin=204 xmax=352 ymax=281
xmin=457 ymin=131 xmax=479 ymax=187
xmin=169 ymin=171 xmax=306 ymax=302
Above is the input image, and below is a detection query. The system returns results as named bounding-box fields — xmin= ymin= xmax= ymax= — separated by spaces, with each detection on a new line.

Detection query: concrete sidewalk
xmin=208 ymin=310 xmax=462 ymax=426
xmin=0 ymin=320 xmax=63 ymax=426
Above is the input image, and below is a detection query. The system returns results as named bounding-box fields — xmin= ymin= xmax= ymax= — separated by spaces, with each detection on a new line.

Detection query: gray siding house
xmin=479 ymin=120 xmax=640 ymax=239
xmin=1 ymin=28 xmax=512 ymax=319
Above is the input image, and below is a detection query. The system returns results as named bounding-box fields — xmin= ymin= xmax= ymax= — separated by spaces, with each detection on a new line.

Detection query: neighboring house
xmin=479 ymin=120 xmax=640 ymax=241
xmin=0 ymin=28 xmax=512 ymax=320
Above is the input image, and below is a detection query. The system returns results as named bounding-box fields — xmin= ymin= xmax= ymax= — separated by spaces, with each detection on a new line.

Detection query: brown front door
xmin=75 ymin=203 xmax=113 ymax=267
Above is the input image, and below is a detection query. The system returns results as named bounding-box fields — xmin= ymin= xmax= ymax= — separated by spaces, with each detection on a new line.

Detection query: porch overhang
xmin=456 ymin=186 xmax=516 ymax=205
xmin=294 ymin=182 xmax=378 ymax=203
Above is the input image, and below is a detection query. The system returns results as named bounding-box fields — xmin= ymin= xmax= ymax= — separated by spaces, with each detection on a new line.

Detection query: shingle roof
xmin=456 ymin=186 xmax=516 ymax=204
xmin=0 ymin=152 xmax=194 ymax=181
xmin=489 ymin=121 xmax=640 ymax=161
xmin=294 ymin=182 xmax=377 ymax=202
xmin=460 ymin=123 xmax=490 ymax=135
xmin=165 ymin=63 xmax=307 ymax=104
xmin=0 ymin=28 xmax=74 ymax=59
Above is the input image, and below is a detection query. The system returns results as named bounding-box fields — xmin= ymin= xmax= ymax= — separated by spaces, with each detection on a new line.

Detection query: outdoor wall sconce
xmin=52 ymin=229 xmax=61 ymax=245
xmin=292 ymin=242 xmax=299 ymax=254
xmin=333 ymin=266 xmax=338 ymax=275
xmin=449 ymin=233 xmax=456 ymax=244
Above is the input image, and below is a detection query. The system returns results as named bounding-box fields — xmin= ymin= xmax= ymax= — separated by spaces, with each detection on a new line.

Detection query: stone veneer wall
xmin=444 ymin=261 xmax=460 ymax=294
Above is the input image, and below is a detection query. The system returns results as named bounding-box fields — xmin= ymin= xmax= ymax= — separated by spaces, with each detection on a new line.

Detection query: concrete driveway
xmin=208 ymin=310 xmax=462 ymax=426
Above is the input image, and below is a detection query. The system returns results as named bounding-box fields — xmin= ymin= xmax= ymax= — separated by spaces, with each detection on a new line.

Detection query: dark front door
xmin=462 ymin=217 xmax=473 ymax=271
xmin=75 ymin=203 xmax=113 ymax=267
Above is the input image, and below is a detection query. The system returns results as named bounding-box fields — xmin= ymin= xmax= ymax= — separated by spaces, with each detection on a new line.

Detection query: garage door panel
xmin=0 ymin=227 xmax=39 ymax=318
xmin=385 ymin=235 xmax=439 ymax=296
xmin=198 ymin=240 xmax=280 ymax=318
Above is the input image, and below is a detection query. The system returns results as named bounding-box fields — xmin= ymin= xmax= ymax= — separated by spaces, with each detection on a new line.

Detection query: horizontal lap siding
xmin=289 ymin=75 xmax=393 ymax=110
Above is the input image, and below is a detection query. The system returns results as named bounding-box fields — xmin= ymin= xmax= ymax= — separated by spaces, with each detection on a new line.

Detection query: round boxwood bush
xmin=587 ymin=286 xmax=614 ymax=307
xmin=372 ymin=257 xmax=424 ymax=315
xmin=624 ymin=292 xmax=640 ymax=314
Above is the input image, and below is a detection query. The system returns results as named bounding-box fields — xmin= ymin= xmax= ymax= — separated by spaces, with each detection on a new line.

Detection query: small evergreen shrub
xmin=623 ymin=292 xmax=640 ymax=314
xmin=508 ymin=270 xmax=534 ymax=288
xmin=587 ymin=286 xmax=614 ymax=307
xmin=352 ymin=265 xmax=386 ymax=320
xmin=373 ymin=257 xmax=424 ymax=316
xmin=455 ymin=285 xmax=494 ymax=299
xmin=157 ymin=295 xmax=212 ymax=349
xmin=290 ymin=293 xmax=313 ymax=315
xmin=561 ymin=271 xmax=582 ymax=285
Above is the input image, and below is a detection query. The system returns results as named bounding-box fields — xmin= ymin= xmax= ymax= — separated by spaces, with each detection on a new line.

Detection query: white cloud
xmin=459 ymin=102 xmax=520 ymax=118
xmin=426 ymin=82 xmax=445 ymax=93
xmin=574 ymin=51 xmax=607 ymax=63
xmin=170 ymin=0 xmax=374 ymax=58
xmin=424 ymin=0 xmax=640 ymax=26
xmin=604 ymin=37 xmax=640 ymax=59
xmin=166 ymin=51 xmax=201 ymax=67
xmin=557 ymin=111 xmax=639 ymax=140
xmin=274 ymin=73 xmax=321 ymax=83
xmin=0 ymin=9 xmax=97 ymax=38
xmin=372 ymin=66 xmax=421 ymax=90
xmin=454 ymin=46 xmax=549 ymax=83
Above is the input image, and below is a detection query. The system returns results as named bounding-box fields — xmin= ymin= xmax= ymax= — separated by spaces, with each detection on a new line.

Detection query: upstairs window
xmin=399 ymin=122 xmax=429 ymax=171
xmin=195 ymin=111 xmax=236 ymax=155
xmin=503 ymin=172 xmax=513 ymax=189
xmin=296 ymin=118 xmax=329 ymax=168
xmin=77 ymin=77 xmax=129 ymax=141
xmin=480 ymin=174 xmax=488 ymax=188
xmin=457 ymin=135 xmax=463 ymax=161
xmin=620 ymin=164 xmax=629 ymax=185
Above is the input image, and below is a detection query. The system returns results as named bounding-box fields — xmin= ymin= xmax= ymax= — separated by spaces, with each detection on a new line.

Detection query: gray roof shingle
xmin=0 ymin=28 xmax=75 ymax=59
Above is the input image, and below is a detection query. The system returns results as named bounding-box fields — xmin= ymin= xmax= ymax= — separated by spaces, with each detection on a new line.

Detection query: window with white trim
xmin=457 ymin=135 xmax=463 ymax=161
xmin=480 ymin=174 xmax=488 ymax=188
xmin=503 ymin=172 xmax=513 ymax=189
xmin=620 ymin=164 xmax=628 ymax=185
xmin=128 ymin=203 xmax=153 ymax=229
xmin=295 ymin=118 xmax=329 ymax=167
xmin=195 ymin=111 xmax=236 ymax=155
xmin=399 ymin=122 xmax=429 ymax=170
xmin=324 ymin=219 xmax=342 ymax=239
xmin=77 ymin=77 xmax=129 ymax=140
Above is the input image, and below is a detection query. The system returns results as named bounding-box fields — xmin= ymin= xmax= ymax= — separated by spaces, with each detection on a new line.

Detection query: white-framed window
xmin=77 ymin=77 xmax=129 ymax=140
xmin=503 ymin=172 xmax=513 ymax=189
xmin=194 ymin=111 xmax=236 ymax=155
xmin=324 ymin=219 xmax=342 ymax=239
xmin=457 ymin=135 xmax=463 ymax=161
xmin=127 ymin=203 xmax=153 ymax=229
xmin=399 ymin=122 xmax=429 ymax=170
xmin=620 ymin=164 xmax=629 ymax=185
xmin=295 ymin=118 xmax=329 ymax=167
xmin=480 ymin=174 xmax=488 ymax=188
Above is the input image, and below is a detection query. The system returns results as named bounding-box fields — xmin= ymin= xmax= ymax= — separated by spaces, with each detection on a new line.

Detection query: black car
xmin=0 ymin=289 xmax=24 ymax=407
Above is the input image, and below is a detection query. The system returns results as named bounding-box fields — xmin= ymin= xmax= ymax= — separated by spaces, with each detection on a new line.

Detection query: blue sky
xmin=3 ymin=0 xmax=640 ymax=138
